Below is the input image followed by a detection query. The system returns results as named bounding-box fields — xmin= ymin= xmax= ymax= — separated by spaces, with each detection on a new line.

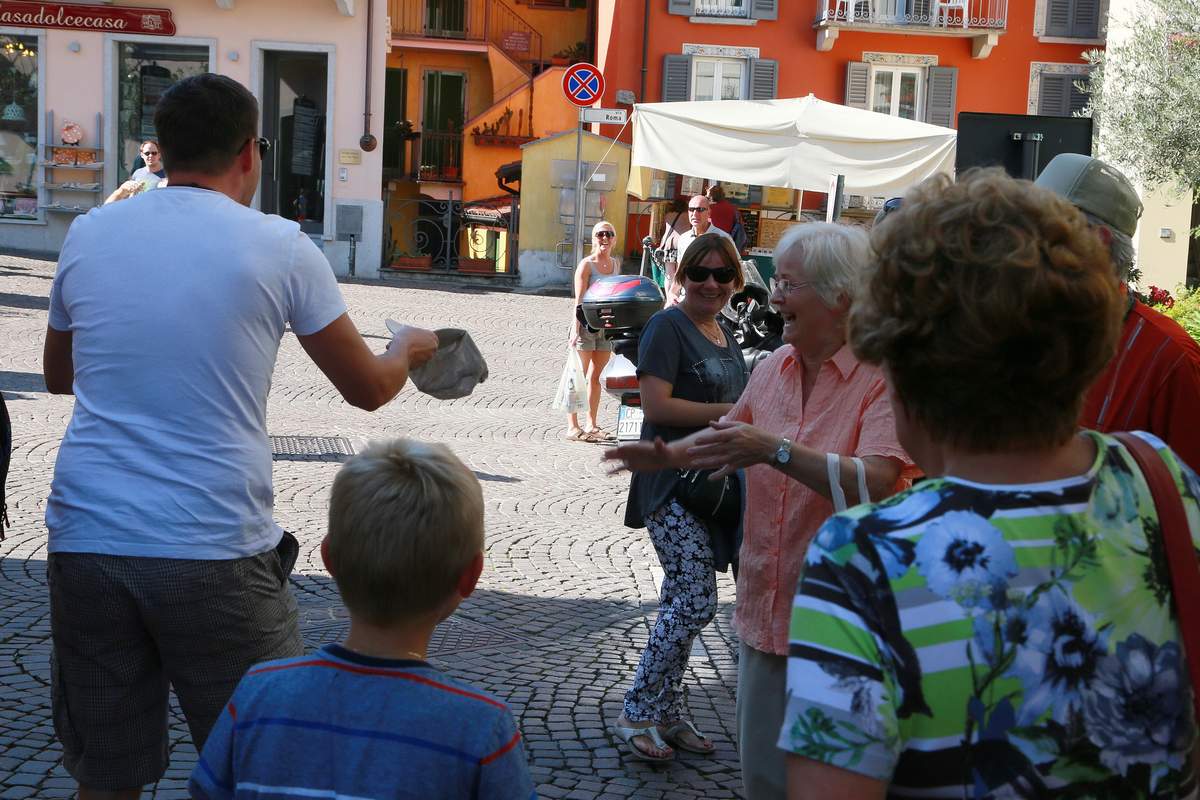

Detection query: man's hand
xmin=686 ymin=419 xmax=779 ymax=479
xmin=387 ymin=325 xmax=438 ymax=368
xmin=603 ymin=437 xmax=676 ymax=474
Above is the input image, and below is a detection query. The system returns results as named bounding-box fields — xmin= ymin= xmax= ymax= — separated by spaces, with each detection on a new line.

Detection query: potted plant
xmin=388 ymin=249 xmax=433 ymax=270
xmin=457 ymin=257 xmax=495 ymax=273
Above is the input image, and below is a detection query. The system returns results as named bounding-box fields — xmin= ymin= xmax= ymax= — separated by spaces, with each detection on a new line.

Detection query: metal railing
xmin=389 ymin=0 xmax=486 ymax=41
xmin=817 ymin=0 xmax=1007 ymax=27
xmin=417 ymin=131 xmax=464 ymax=181
xmin=694 ymin=0 xmax=750 ymax=17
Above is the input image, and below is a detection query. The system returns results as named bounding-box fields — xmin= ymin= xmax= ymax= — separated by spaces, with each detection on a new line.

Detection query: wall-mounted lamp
xmin=1159 ymin=227 xmax=1174 ymax=241
xmin=67 ymin=41 xmax=81 ymax=53
xmin=227 ymin=50 xmax=240 ymax=62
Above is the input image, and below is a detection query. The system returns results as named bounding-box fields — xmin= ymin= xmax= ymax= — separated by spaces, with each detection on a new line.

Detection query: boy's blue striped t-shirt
xmin=189 ymin=644 xmax=537 ymax=800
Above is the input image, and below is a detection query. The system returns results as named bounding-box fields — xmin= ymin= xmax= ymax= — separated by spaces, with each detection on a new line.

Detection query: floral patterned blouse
xmin=780 ymin=431 xmax=1200 ymax=799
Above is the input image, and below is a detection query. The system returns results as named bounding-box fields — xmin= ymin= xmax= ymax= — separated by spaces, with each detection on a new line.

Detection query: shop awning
xmin=628 ymin=94 xmax=957 ymax=199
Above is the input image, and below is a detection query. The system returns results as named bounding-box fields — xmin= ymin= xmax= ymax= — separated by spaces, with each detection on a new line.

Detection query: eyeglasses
xmin=141 ymin=150 xmax=159 ymax=157
xmin=688 ymin=205 xmax=709 ymax=213
xmin=769 ymin=277 xmax=813 ymax=295
xmin=595 ymin=230 xmax=615 ymax=239
xmin=241 ymin=136 xmax=271 ymax=159
xmin=683 ymin=265 xmax=737 ymax=284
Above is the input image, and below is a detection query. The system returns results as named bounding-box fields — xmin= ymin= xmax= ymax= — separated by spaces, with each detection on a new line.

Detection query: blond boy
xmin=190 ymin=439 xmax=535 ymax=800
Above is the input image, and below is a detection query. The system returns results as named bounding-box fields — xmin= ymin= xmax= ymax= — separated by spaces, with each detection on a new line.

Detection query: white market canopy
xmin=628 ymin=94 xmax=957 ymax=199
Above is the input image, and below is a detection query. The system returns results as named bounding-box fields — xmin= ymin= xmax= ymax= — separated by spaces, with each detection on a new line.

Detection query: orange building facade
xmin=594 ymin=0 xmax=1104 ymax=260
xmin=384 ymin=0 xmax=589 ymax=277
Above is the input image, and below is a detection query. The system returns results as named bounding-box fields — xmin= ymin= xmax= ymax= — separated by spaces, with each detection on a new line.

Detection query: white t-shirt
xmin=46 ymin=187 xmax=347 ymax=559
xmin=676 ymin=223 xmax=734 ymax=266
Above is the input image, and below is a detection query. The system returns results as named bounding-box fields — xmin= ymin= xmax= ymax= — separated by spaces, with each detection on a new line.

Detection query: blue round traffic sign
xmin=562 ymin=62 xmax=604 ymax=108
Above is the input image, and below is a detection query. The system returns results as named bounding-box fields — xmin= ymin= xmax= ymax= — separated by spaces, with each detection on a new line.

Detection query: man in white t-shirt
xmin=667 ymin=194 xmax=734 ymax=304
xmin=42 ymin=74 xmax=438 ymax=800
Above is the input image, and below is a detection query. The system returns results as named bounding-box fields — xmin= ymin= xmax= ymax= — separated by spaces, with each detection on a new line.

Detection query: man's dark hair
xmin=154 ymin=73 xmax=259 ymax=175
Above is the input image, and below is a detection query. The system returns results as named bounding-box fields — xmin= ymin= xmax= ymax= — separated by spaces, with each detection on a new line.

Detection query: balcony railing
xmin=417 ymin=131 xmax=464 ymax=182
xmin=816 ymin=0 xmax=1006 ymax=28
xmin=389 ymin=0 xmax=487 ymax=41
xmin=694 ymin=0 xmax=750 ymax=17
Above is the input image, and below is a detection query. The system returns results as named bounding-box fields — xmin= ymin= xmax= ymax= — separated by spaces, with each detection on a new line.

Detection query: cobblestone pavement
xmin=0 ymin=254 xmax=745 ymax=799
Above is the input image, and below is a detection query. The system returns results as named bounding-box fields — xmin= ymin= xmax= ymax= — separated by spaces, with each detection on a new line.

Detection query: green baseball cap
xmin=1034 ymin=153 xmax=1143 ymax=237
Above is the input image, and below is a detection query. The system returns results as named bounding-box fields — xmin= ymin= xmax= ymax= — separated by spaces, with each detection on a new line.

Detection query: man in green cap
xmin=1036 ymin=153 xmax=1200 ymax=469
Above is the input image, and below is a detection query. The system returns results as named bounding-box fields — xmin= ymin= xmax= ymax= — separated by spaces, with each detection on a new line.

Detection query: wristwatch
xmin=772 ymin=437 xmax=793 ymax=467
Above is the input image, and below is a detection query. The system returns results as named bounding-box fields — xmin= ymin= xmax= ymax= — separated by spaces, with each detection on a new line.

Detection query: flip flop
xmin=587 ymin=428 xmax=616 ymax=442
xmin=612 ymin=721 xmax=675 ymax=763
xmin=659 ymin=719 xmax=716 ymax=755
xmin=563 ymin=429 xmax=591 ymax=442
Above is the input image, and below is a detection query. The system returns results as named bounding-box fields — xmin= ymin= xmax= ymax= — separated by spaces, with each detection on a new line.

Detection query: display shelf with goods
xmin=0 ymin=34 xmax=40 ymax=221
xmin=41 ymin=111 xmax=103 ymax=215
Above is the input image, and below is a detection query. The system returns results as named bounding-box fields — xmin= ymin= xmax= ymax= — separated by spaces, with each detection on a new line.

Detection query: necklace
xmin=696 ymin=320 xmax=724 ymax=347
xmin=404 ymin=650 xmax=427 ymax=661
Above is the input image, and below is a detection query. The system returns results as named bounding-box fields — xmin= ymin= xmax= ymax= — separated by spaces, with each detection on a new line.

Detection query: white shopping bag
xmin=552 ymin=350 xmax=587 ymax=414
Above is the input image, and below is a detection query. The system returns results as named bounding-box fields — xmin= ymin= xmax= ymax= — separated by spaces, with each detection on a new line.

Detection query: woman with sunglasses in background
xmin=566 ymin=221 xmax=621 ymax=443
xmin=612 ymin=232 xmax=749 ymax=763
xmin=607 ymin=223 xmax=914 ymax=795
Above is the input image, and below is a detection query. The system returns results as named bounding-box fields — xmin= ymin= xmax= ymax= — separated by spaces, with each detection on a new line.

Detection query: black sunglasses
xmin=241 ymin=136 xmax=271 ymax=159
xmin=595 ymin=230 xmax=615 ymax=239
xmin=683 ymin=265 xmax=737 ymax=284
xmin=688 ymin=205 xmax=709 ymax=212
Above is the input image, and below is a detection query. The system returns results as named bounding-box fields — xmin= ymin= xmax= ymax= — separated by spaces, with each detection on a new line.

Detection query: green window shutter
xmin=924 ymin=66 xmax=958 ymax=128
xmin=749 ymin=0 xmax=779 ymax=19
xmin=662 ymin=54 xmax=693 ymax=102
xmin=668 ymin=0 xmax=695 ymax=15
xmin=1046 ymin=0 xmax=1072 ymax=36
xmin=749 ymin=58 xmax=779 ymax=100
xmin=845 ymin=62 xmax=870 ymax=110
xmin=1038 ymin=74 xmax=1070 ymax=116
xmin=1068 ymin=75 xmax=1090 ymax=114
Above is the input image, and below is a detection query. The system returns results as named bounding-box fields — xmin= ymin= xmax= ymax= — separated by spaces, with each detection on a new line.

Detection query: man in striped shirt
xmin=189 ymin=439 xmax=535 ymax=800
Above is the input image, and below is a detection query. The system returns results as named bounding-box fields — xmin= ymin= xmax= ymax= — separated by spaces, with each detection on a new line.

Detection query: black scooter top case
xmin=580 ymin=274 xmax=664 ymax=334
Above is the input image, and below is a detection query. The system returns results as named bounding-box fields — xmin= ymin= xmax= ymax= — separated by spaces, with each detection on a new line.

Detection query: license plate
xmin=616 ymin=405 xmax=644 ymax=441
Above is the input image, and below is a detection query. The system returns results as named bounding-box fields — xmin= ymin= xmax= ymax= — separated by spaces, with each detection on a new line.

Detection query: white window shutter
xmin=845 ymin=62 xmax=870 ymax=110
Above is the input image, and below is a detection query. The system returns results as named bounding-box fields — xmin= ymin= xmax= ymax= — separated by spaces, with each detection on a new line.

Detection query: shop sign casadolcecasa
xmin=0 ymin=1 xmax=176 ymax=35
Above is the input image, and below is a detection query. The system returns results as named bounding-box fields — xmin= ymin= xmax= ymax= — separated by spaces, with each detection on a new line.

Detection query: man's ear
xmin=1096 ymin=225 xmax=1114 ymax=247
xmin=237 ymin=137 xmax=255 ymax=175
xmin=456 ymin=551 xmax=484 ymax=599
xmin=319 ymin=536 xmax=335 ymax=578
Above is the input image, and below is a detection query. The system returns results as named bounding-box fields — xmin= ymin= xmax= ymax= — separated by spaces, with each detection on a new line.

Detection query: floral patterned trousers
xmin=623 ymin=500 xmax=719 ymax=723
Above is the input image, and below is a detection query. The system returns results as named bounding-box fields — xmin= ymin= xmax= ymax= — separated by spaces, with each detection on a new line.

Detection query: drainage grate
xmin=270 ymin=435 xmax=355 ymax=461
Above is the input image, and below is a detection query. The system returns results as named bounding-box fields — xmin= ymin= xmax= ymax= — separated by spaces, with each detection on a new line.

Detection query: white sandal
xmin=612 ymin=720 xmax=675 ymax=763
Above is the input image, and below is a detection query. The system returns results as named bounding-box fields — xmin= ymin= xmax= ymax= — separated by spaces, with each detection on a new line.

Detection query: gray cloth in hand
xmin=395 ymin=325 xmax=488 ymax=400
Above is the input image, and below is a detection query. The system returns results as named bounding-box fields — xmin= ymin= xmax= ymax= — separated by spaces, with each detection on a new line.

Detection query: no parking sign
xmin=562 ymin=62 xmax=604 ymax=107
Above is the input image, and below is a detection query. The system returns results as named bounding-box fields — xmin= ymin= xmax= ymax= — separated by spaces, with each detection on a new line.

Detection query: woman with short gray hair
xmin=607 ymin=221 xmax=914 ymax=796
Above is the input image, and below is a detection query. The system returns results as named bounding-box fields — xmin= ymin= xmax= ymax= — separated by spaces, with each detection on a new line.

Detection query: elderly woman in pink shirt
xmin=607 ymin=222 xmax=915 ymax=798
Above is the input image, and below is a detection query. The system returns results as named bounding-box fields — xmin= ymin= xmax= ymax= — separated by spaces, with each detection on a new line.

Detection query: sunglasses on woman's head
xmin=683 ymin=265 xmax=737 ymax=284
xmin=595 ymin=230 xmax=615 ymax=239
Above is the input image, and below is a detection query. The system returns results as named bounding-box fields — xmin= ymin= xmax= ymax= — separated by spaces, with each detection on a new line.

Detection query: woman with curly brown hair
xmin=779 ymin=169 xmax=1200 ymax=798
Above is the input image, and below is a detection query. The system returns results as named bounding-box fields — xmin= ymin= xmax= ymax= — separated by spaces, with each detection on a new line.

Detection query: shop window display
xmin=116 ymin=42 xmax=208 ymax=182
xmin=0 ymin=36 xmax=39 ymax=220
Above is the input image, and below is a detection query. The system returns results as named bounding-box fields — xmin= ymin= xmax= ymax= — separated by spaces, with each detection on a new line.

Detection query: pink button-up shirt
xmin=725 ymin=344 xmax=914 ymax=655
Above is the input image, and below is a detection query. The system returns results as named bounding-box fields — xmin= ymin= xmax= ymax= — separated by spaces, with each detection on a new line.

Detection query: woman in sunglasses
xmin=607 ymin=223 xmax=915 ymax=794
xmin=566 ymin=221 xmax=620 ymax=443
xmin=612 ymin=232 xmax=749 ymax=763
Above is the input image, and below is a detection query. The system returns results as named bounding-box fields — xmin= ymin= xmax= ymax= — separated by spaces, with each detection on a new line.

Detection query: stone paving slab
xmin=0 ymin=254 xmax=745 ymax=799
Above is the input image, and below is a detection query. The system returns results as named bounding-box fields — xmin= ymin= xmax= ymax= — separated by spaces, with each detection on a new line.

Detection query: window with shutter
xmin=668 ymin=0 xmax=696 ymax=15
xmin=749 ymin=59 xmax=778 ymax=100
xmin=662 ymin=54 xmax=693 ymax=101
xmin=1038 ymin=73 xmax=1069 ymax=115
xmin=845 ymin=62 xmax=871 ymax=110
xmin=692 ymin=57 xmax=746 ymax=100
xmin=924 ymin=65 xmax=958 ymax=128
xmin=749 ymin=0 xmax=779 ymax=19
xmin=1045 ymin=0 xmax=1100 ymax=37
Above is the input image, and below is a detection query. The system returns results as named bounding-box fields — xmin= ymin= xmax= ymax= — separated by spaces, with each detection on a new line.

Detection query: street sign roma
xmin=0 ymin=1 xmax=176 ymax=35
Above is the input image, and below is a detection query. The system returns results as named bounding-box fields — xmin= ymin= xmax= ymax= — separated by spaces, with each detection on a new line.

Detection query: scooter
xmin=587 ymin=243 xmax=783 ymax=442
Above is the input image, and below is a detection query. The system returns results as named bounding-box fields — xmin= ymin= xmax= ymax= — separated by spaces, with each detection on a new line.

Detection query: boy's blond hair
xmin=326 ymin=438 xmax=484 ymax=625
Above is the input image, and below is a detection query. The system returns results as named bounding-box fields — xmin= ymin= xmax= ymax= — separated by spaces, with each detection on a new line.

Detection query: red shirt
xmin=708 ymin=199 xmax=738 ymax=237
xmin=1082 ymin=299 xmax=1200 ymax=470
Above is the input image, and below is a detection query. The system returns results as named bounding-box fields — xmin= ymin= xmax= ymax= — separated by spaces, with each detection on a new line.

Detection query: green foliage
xmin=1160 ymin=286 xmax=1200 ymax=342
xmin=1085 ymin=0 xmax=1200 ymax=204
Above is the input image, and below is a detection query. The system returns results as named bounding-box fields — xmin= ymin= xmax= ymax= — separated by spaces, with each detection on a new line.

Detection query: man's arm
xmin=42 ymin=327 xmax=74 ymax=395
xmin=296 ymin=314 xmax=437 ymax=411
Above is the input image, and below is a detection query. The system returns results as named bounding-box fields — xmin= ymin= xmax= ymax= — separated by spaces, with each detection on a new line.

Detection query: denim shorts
xmin=48 ymin=532 xmax=304 ymax=789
